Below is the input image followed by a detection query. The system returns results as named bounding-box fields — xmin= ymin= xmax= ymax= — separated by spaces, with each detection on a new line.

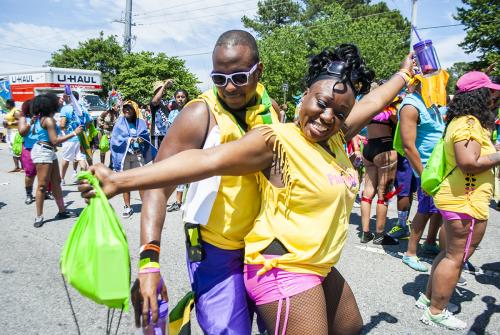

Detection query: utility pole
xmin=123 ymin=0 xmax=133 ymax=53
xmin=409 ymin=0 xmax=418 ymax=50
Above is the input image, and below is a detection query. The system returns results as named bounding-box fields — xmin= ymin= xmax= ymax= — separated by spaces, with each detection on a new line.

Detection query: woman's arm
xmin=454 ymin=140 xmax=500 ymax=174
xmin=45 ymin=118 xmax=82 ymax=145
xmin=18 ymin=116 xmax=30 ymax=136
xmin=400 ymin=105 xmax=424 ymax=176
xmin=93 ymin=128 xmax=274 ymax=198
xmin=343 ymin=53 xmax=414 ymax=141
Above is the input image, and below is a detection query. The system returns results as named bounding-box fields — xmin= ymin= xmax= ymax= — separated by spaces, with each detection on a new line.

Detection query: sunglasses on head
xmin=210 ymin=63 xmax=259 ymax=87
xmin=323 ymin=61 xmax=363 ymax=94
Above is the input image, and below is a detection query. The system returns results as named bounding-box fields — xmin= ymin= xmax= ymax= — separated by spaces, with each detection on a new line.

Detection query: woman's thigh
xmin=444 ymin=219 xmax=487 ymax=261
xmin=36 ymin=163 xmax=51 ymax=186
xmin=257 ymin=284 xmax=328 ymax=335
xmin=362 ymin=160 xmax=378 ymax=197
xmin=323 ymin=268 xmax=363 ymax=335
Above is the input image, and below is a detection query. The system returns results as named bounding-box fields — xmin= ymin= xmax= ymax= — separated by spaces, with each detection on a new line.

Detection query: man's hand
xmin=131 ymin=273 xmax=169 ymax=327
xmin=77 ymin=163 xmax=118 ymax=202
xmin=164 ymin=79 xmax=174 ymax=89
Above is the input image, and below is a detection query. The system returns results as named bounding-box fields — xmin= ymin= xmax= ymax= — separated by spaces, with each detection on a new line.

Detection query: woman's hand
xmin=399 ymin=52 xmax=416 ymax=77
xmin=78 ymin=163 xmax=119 ymax=202
xmin=74 ymin=125 xmax=83 ymax=135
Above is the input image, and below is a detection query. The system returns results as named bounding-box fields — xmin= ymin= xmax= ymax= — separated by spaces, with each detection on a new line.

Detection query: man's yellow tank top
xmin=244 ymin=123 xmax=359 ymax=277
xmin=187 ymin=83 xmax=279 ymax=250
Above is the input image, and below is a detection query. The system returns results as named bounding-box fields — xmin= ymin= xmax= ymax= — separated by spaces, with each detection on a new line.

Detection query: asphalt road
xmin=0 ymin=142 xmax=498 ymax=335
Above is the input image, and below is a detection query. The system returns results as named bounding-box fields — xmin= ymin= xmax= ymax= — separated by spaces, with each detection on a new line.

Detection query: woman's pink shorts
xmin=439 ymin=209 xmax=474 ymax=221
xmin=20 ymin=146 xmax=36 ymax=177
xmin=244 ymin=259 xmax=324 ymax=306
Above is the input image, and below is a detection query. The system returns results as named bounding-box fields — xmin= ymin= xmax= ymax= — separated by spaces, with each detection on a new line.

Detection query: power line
xmin=0 ymin=60 xmax=42 ymax=67
xmin=135 ymin=0 xmax=254 ymax=20
xmin=137 ymin=0 xmax=292 ymax=26
xmin=2 ymin=44 xmax=52 ymax=53
xmin=133 ymin=0 xmax=208 ymax=16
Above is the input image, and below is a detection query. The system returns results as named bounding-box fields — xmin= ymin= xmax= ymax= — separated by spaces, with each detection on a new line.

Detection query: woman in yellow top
xmin=418 ymin=72 xmax=500 ymax=331
xmin=3 ymin=99 xmax=22 ymax=172
xmin=80 ymin=45 xmax=414 ymax=334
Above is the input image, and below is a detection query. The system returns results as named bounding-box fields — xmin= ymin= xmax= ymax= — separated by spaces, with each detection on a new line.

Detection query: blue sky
xmin=0 ymin=0 xmax=479 ymax=91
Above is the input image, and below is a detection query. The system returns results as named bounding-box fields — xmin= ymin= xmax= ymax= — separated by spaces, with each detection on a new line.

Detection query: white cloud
xmin=430 ymin=33 xmax=479 ymax=68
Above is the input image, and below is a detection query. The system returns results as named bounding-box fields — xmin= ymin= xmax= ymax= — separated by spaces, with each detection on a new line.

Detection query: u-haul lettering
xmin=56 ymin=74 xmax=98 ymax=84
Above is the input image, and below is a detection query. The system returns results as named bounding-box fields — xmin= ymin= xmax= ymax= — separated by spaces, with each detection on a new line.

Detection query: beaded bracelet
xmin=398 ymin=68 xmax=413 ymax=78
xmin=394 ymin=72 xmax=410 ymax=85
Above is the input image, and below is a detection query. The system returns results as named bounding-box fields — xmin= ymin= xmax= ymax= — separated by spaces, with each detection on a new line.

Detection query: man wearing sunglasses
xmin=133 ymin=30 xmax=279 ymax=333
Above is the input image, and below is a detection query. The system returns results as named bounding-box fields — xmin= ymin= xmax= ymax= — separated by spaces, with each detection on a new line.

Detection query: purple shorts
xmin=20 ymin=146 xmax=36 ymax=177
xmin=395 ymin=154 xmax=417 ymax=197
xmin=416 ymin=178 xmax=439 ymax=214
xmin=187 ymin=241 xmax=261 ymax=334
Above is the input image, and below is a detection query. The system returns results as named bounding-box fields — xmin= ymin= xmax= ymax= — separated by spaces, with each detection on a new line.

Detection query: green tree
xmin=114 ymin=51 xmax=200 ymax=103
xmin=48 ymin=32 xmax=124 ymax=94
xmin=255 ymin=2 xmax=409 ymax=104
xmin=454 ymin=0 xmax=499 ymax=72
xmin=47 ymin=33 xmax=200 ymax=103
xmin=446 ymin=62 xmax=472 ymax=94
xmin=242 ymin=0 xmax=302 ymax=36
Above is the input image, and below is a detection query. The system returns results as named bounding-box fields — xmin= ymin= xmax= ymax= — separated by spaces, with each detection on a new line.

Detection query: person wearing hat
xmin=418 ymin=71 xmax=500 ymax=330
xmin=399 ymin=76 xmax=446 ymax=272
xmin=150 ymin=79 xmax=174 ymax=148
xmin=110 ymin=100 xmax=157 ymax=218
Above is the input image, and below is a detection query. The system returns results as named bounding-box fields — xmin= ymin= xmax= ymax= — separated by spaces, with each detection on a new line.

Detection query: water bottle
xmin=413 ymin=40 xmax=441 ymax=76
xmin=142 ymin=279 xmax=169 ymax=335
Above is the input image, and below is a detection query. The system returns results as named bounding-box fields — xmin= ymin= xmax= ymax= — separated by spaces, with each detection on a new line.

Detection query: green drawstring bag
xmin=60 ymin=171 xmax=130 ymax=311
xmin=99 ymin=134 xmax=110 ymax=153
xmin=392 ymin=121 xmax=405 ymax=157
xmin=12 ymin=132 xmax=23 ymax=156
xmin=421 ymin=138 xmax=455 ymax=196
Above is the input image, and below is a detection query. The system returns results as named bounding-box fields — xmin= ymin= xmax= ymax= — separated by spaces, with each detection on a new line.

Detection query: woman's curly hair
xmin=447 ymin=88 xmax=495 ymax=131
xmin=304 ymin=44 xmax=375 ymax=95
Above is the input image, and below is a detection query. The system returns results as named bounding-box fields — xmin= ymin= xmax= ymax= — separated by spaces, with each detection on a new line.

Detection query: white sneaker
xmin=420 ymin=307 xmax=466 ymax=330
xmin=415 ymin=292 xmax=459 ymax=314
xmin=71 ymin=171 xmax=78 ymax=183
xmin=122 ymin=206 xmax=133 ymax=218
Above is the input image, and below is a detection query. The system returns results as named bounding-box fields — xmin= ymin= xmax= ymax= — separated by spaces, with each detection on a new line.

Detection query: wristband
xmin=139 ymin=241 xmax=160 ymax=267
xmin=139 ymin=267 xmax=161 ymax=274
xmin=139 ymin=260 xmax=160 ymax=270
xmin=72 ymin=131 xmax=77 ymax=137
xmin=394 ymin=72 xmax=410 ymax=85
xmin=399 ymin=68 xmax=413 ymax=78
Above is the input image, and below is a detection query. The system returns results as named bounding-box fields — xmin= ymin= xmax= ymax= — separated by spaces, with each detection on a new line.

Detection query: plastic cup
xmin=413 ymin=40 xmax=441 ymax=76
xmin=143 ymin=300 xmax=169 ymax=335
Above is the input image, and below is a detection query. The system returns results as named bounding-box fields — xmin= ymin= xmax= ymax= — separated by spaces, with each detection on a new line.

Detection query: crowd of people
xmin=3 ymin=28 xmax=499 ymax=334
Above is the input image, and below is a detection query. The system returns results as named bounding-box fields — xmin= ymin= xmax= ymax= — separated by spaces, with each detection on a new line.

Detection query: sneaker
xmin=420 ymin=308 xmax=466 ymax=330
xmin=122 ymin=206 xmax=133 ymax=218
xmin=388 ymin=225 xmax=410 ymax=240
xmin=55 ymin=211 xmax=77 ymax=220
xmin=457 ymin=275 xmax=467 ymax=287
xmin=422 ymin=242 xmax=441 ymax=255
xmin=402 ymin=255 xmax=428 ymax=272
xmin=61 ymin=179 xmax=66 ymax=186
xmin=167 ymin=202 xmax=181 ymax=212
xmin=373 ymin=232 xmax=399 ymax=245
xmin=463 ymin=260 xmax=476 ymax=273
xmin=34 ymin=216 xmax=44 ymax=228
xmin=415 ymin=293 xmax=459 ymax=313
xmin=44 ymin=192 xmax=55 ymax=200
xmin=360 ymin=231 xmax=374 ymax=243
xmin=25 ymin=194 xmax=35 ymax=205
xmin=352 ymin=200 xmax=360 ymax=208
xmin=415 ymin=292 xmax=430 ymax=309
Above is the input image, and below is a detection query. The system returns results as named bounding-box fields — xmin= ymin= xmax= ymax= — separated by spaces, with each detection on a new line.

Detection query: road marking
xmin=355 ymin=245 xmax=500 ymax=279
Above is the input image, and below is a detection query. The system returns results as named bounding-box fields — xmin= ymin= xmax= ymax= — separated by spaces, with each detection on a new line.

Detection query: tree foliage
xmin=454 ymin=0 xmax=499 ymax=71
xmin=48 ymin=32 xmax=200 ymax=103
xmin=250 ymin=2 xmax=410 ymax=105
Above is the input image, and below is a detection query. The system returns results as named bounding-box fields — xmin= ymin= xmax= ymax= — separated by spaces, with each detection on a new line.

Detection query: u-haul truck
xmin=0 ymin=67 xmax=106 ymax=118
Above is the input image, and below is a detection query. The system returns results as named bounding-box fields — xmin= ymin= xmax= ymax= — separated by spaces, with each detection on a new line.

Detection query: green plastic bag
xmin=392 ymin=121 xmax=405 ymax=157
xmin=12 ymin=132 xmax=23 ymax=156
xmin=421 ymin=138 xmax=455 ymax=196
xmin=60 ymin=171 xmax=130 ymax=311
xmin=99 ymin=134 xmax=110 ymax=153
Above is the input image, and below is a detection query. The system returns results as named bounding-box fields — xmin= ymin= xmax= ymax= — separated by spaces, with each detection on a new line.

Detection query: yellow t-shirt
xmin=5 ymin=107 xmax=20 ymax=129
xmin=192 ymin=84 xmax=279 ymax=250
xmin=244 ymin=123 xmax=359 ymax=277
xmin=434 ymin=115 xmax=495 ymax=220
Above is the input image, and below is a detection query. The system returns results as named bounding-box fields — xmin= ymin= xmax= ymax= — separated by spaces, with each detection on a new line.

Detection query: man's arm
xmin=151 ymin=79 xmax=174 ymax=106
xmin=400 ymin=104 xmax=423 ymax=176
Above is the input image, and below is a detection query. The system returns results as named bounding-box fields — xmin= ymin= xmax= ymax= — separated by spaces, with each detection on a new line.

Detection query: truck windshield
xmin=83 ymin=95 xmax=106 ymax=110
